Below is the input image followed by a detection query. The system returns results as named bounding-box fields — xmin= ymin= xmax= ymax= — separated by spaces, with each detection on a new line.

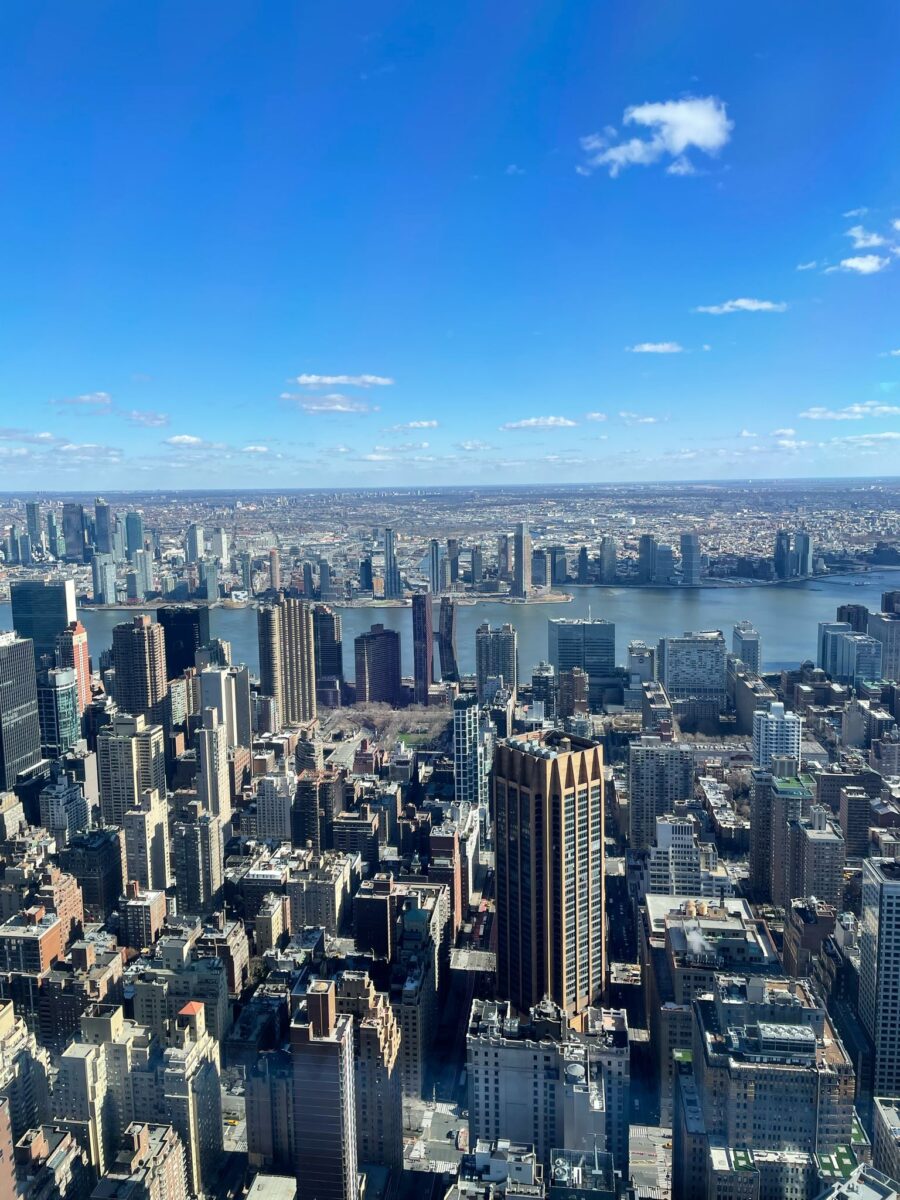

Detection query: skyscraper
xmin=637 ymin=534 xmax=657 ymax=583
xmin=837 ymin=602 xmax=870 ymax=633
xmin=628 ymin=735 xmax=694 ymax=851
xmin=36 ymin=667 xmax=80 ymax=758
xmin=92 ymin=553 xmax=117 ymax=604
xmin=679 ymin=532 xmax=702 ymax=586
xmin=62 ymin=503 xmax=87 ymax=562
xmin=313 ymin=604 xmax=344 ymax=684
xmin=94 ymin=498 xmax=113 ymax=554
xmin=269 ymin=548 xmax=281 ymax=591
xmin=548 ymin=616 xmax=615 ymax=709
xmin=512 ymin=521 xmax=531 ymax=599
xmin=197 ymin=707 xmax=231 ymax=826
xmin=382 ymin=527 xmax=401 ymax=599
xmin=732 ymin=620 xmax=761 ymax=672
xmin=411 ymin=592 xmax=433 ymax=706
xmin=867 ymin=610 xmax=900 ymax=681
xmin=10 ymin=578 xmax=77 ymax=664
xmin=453 ymin=693 xmax=481 ymax=809
xmin=56 ymin=621 xmax=91 ymax=714
xmin=752 ymin=701 xmax=802 ymax=768
xmin=291 ymin=980 xmax=359 ymax=1200
xmin=600 ymin=536 xmax=617 ymax=583
xmin=657 ymin=629 xmax=727 ymax=711
xmin=794 ymin=529 xmax=813 ymax=576
xmin=354 ymin=624 xmax=402 ymax=706
xmin=446 ymin=537 xmax=460 ymax=584
xmin=158 ymin=604 xmax=211 ymax=680
xmin=774 ymin=529 xmax=792 ymax=579
xmin=257 ymin=596 xmax=317 ymax=726
xmin=438 ymin=597 xmax=459 ymax=682
xmin=497 ymin=534 xmax=510 ymax=581
xmin=185 ymin=523 xmax=204 ymax=564
xmin=172 ymin=800 xmax=224 ymax=915
xmin=124 ymin=511 xmax=144 ymax=562
xmin=428 ymin=539 xmax=441 ymax=593
xmin=475 ymin=622 xmax=517 ymax=702
xmin=200 ymin=665 xmax=251 ymax=749
xmin=25 ymin=500 xmax=42 ymax=549
xmin=860 ymin=858 xmax=900 ymax=1097
xmin=97 ymin=712 xmax=167 ymax=826
xmin=111 ymin=616 xmax=167 ymax=726
xmin=0 ymin=632 xmax=42 ymax=790
xmin=494 ymin=731 xmax=605 ymax=1018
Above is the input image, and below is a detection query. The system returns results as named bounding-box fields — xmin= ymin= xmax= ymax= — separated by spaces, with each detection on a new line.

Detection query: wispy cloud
xmin=505 ymin=164 xmax=525 ymax=176
xmin=54 ymin=391 xmax=113 ymax=409
xmin=383 ymin=419 xmax=438 ymax=431
xmin=456 ymin=439 xmax=494 ymax=451
xmin=627 ymin=341 xmax=684 ymax=353
xmin=126 ymin=409 xmax=169 ymax=428
xmin=165 ymin=434 xmax=207 ymax=446
xmin=0 ymin=427 xmax=60 ymax=445
xmin=242 ymin=445 xmax=269 ymax=453
xmin=501 ymin=416 xmax=578 ymax=430
xmin=843 ymin=207 xmax=868 ymax=218
xmin=883 ymin=349 xmax=900 ymax=358
xmin=585 ymin=412 xmax=607 ymax=422
xmin=823 ymin=431 xmax=900 ymax=452
xmin=578 ymin=95 xmax=732 ymax=177
xmin=796 ymin=261 xmax=818 ymax=271
xmin=799 ymin=400 xmax=900 ymax=421
xmin=739 ymin=429 xmax=757 ymax=438
xmin=289 ymin=373 xmax=394 ymax=388
xmin=282 ymin=392 xmax=379 ymax=414
xmin=694 ymin=298 xmax=787 ymax=314
xmin=771 ymin=427 xmax=796 ymax=437
xmin=619 ymin=411 xmax=660 ymax=425
xmin=846 ymin=225 xmax=887 ymax=249
xmin=828 ymin=254 xmax=891 ymax=275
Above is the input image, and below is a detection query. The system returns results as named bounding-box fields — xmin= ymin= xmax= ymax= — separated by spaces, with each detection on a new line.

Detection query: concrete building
xmin=643 ymin=814 xmax=732 ymax=899
xmin=752 ymin=701 xmax=802 ymax=768
xmin=476 ymin=623 xmax=518 ymax=703
xmin=627 ymin=737 xmax=694 ymax=852
xmin=732 ymin=621 xmax=761 ymax=673
xmin=548 ymin=618 xmax=615 ymax=710
xmin=172 ymin=802 xmax=224 ymax=916
xmin=197 ymin=707 xmax=231 ymax=826
xmin=111 ymin=616 xmax=167 ymax=727
xmin=873 ymin=1098 xmax=900 ymax=1184
xmin=0 ymin=999 xmax=51 ymax=1142
xmin=257 ymin=596 xmax=317 ymax=727
xmin=0 ymin=631 xmax=42 ymax=791
xmin=124 ymin=788 xmax=172 ymax=893
xmin=10 ymin=578 xmax=77 ymax=664
xmin=512 ymin=521 xmax=532 ymax=599
xmin=494 ymin=732 xmax=604 ymax=1019
xmin=91 ymin=1122 xmax=189 ymax=1200
xmin=412 ymin=592 xmax=433 ymax=706
xmin=354 ymin=625 xmax=402 ymax=706
xmin=868 ymin=612 xmax=900 ymax=682
xmin=162 ymin=1003 xmax=223 ymax=1198
xmin=658 ymin=630 xmax=727 ymax=712
xmin=861 ymin=860 xmax=900 ymax=1097
xmin=98 ymin=713 xmax=166 ymax=827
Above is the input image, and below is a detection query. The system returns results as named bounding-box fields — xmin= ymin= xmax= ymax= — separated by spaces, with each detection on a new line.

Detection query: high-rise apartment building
xmin=548 ymin=617 xmax=615 ymax=709
xmin=196 ymin=708 xmax=231 ymax=827
xmin=494 ymin=731 xmax=605 ymax=1018
xmin=627 ymin=735 xmax=694 ymax=851
xmin=752 ymin=701 xmax=802 ymax=768
xmin=860 ymin=859 xmax=900 ymax=1097
xmin=837 ymin=602 xmax=870 ymax=633
xmin=124 ymin=511 xmax=144 ymax=562
xmin=868 ymin=611 xmax=900 ymax=681
xmin=10 ymin=578 xmax=77 ymax=664
xmin=334 ymin=971 xmax=403 ymax=1173
xmin=774 ymin=529 xmax=792 ymax=579
xmin=382 ymin=527 xmax=401 ymax=600
xmin=158 ymin=605 xmax=211 ymax=680
xmin=312 ymin=604 xmax=344 ymax=684
xmin=257 ymin=596 xmax=317 ymax=727
xmin=198 ymin=664 xmax=251 ymax=749
xmin=453 ymin=694 xmax=482 ymax=810
xmin=36 ymin=666 xmax=80 ymax=758
xmin=94 ymin=1123 xmax=190 ymax=1200
xmin=438 ymin=597 xmax=459 ymax=682
xmin=291 ymin=980 xmax=359 ymax=1200
xmin=97 ymin=712 xmax=166 ymax=827
xmin=172 ymin=801 xmax=224 ymax=916
xmin=124 ymin=787 xmax=171 ymax=893
xmin=62 ymin=503 xmax=87 ymax=562
xmin=658 ymin=630 xmax=727 ymax=711
xmin=56 ymin=621 xmax=91 ymax=714
xmin=185 ymin=523 xmax=204 ymax=564
xmin=679 ymin=532 xmax=702 ymax=586
xmin=354 ymin=624 xmax=402 ymax=706
xmin=162 ymin=1002 xmax=224 ymax=1198
xmin=111 ymin=616 xmax=167 ymax=726
xmin=512 ymin=521 xmax=531 ymax=598
xmin=94 ymin=498 xmax=113 ymax=554
xmin=0 ymin=632 xmax=42 ymax=790
xmin=428 ymin=539 xmax=441 ymax=594
xmin=475 ymin=622 xmax=517 ymax=703
xmin=732 ymin=620 xmax=761 ymax=672
xmin=411 ymin=593 xmax=433 ymax=706
xmin=92 ymin=553 xmax=118 ymax=605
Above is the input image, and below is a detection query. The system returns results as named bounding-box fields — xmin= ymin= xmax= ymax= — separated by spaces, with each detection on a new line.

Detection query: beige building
xmin=162 ymin=1003 xmax=223 ymax=1199
xmin=98 ymin=713 xmax=166 ymax=828
xmin=91 ymin=1122 xmax=189 ymax=1200
xmin=258 ymin=596 xmax=317 ymax=727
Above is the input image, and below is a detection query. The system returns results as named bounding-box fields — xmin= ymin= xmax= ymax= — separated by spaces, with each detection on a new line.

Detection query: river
xmin=2 ymin=570 xmax=896 ymax=682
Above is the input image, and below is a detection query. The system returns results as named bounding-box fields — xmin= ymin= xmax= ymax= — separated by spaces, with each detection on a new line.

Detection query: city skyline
xmin=1 ymin=3 xmax=899 ymax=488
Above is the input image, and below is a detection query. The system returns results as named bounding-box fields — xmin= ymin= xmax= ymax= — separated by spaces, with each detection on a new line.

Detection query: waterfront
xmin=1 ymin=570 xmax=895 ymax=683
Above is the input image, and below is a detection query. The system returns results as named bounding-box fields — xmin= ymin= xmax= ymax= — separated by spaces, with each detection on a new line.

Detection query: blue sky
xmin=1 ymin=0 xmax=899 ymax=488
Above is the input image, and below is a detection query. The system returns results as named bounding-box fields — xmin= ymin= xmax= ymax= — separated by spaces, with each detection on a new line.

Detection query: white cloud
xmin=585 ymin=412 xmax=607 ymax=422
xmin=56 ymin=391 xmax=113 ymax=408
xmin=165 ymin=434 xmax=205 ymax=446
xmin=830 ymin=255 xmax=890 ymax=275
xmin=739 ymin=429 xmax=757 ymax=438
xmin=619 ymin=410 xmax=660 ymax=425
xmin=694 ymin=298 xmax=787 ymax=314
xmin=501 ymin=416 xmax=578 ymax=430
xmin=456 ymin=439 xmax=494 ymax=451
xmin=843 ymin=207 xmax=868 ymax=218
xmin=242 ymin=445 xmax=269 ymax=453
xmin=126 ymin=409 xmax=169 ymax=428
xmin=771 ymin=427 xmax=796 ymax=437
xmin=799 ymin=400 xmax=900 ymax=421
xmin=775 ymin=438 xmax=812 ymax=451
xmin=579 ymin=95 xmax=732 ymax=177
xmin=796 ymin=261 xmax=818 ymax=271
xmin=384 ymin=419 xmax=438 ymax=431
xmin=824 ymin=431 xmax=900 ymax=451
xmin=283 ymin=392 xmax=379 ymax=414
xmin=627 ymin=341 xmax=684 ymax=353
xmin=884 ymin=349 xmax=900 ymax=357
xmin=846 ymin=224 xmax=887 ymax=249
xmin=290 ymin=373 xmax=394 ymax=388
xmin=892 ymin=219 xmax=900 ymax=232
xmin=505 ymin=164 xmax=525 ymax=176
xmin=0 ymin=427 xmax=61 ymax=445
